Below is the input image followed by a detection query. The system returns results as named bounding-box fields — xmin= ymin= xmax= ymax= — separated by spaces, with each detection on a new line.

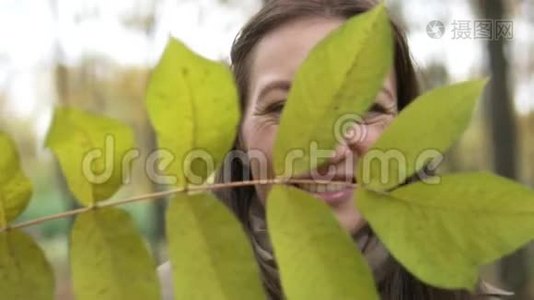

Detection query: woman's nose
xmin=329 ymin=114 xmax=368 ymax=164
xmin=344 ymin=122 xmax=368 ymax=151
xmin=338 ymin=114 xmax=368 ymax=148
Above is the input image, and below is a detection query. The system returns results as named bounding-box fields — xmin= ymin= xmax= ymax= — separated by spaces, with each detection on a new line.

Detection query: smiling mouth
xmin=289 ymin=178 xmax=356 ymax=205
xmin=293 ymin=182 xmax=351 ymax=193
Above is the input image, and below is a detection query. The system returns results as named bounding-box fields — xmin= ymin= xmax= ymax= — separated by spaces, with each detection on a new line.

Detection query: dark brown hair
xmin=215 ymin=0 xmax=472 ymax=299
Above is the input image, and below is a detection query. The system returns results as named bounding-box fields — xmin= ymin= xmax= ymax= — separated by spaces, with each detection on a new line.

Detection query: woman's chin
xmin=290 ymin=182 xmax=355 ymax=206
xmin=297 ymin=186 xmax=364 ymax=234
xmin=308 ymin=186 xmax=354 ymax=206
xmin=332 ymin=201 xmax=366 ymax=235
xmin=259 ymin=184 xmax=365 ymax=234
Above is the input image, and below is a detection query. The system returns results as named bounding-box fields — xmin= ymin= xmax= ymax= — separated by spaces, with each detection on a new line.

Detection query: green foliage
xmin=2 ymin=2 xmax=534 ymax=300
xmin=0 ymin=230 xmax=54 ymax=300
xmin=150 ymin=37 xmax=259 ymax=299
xmin=273 ymin=3 xmax=392 ymax=177
xmin=45 ymin=107 xmax=135 ymax=206
xmin=0 ymin=131 xmax=54 ymax=300
xmin=45 ymin=109 xmax=159 ymax=299
xmin=70 ymin=207 xmax=160 ymax=300
xmin=268 ymin=5 xmax=396 ymax=297
xmin=166 ymin=192 xmax=265 ymax=300
xmin=0 ymin=131 xmax=32 ymax=225
xmin=146 ymin=37 xmax=239 ymax=187
xmin=267 ymin=186 xmax=379 ymax=299
xmin=358 ymin=172 xmax=534 ymax=290
xmin=358 ymin=79 xmax=488 ymax=190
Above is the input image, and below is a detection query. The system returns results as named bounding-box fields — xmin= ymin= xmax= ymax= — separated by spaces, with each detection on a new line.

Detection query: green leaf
xmin=45 ymin=107 xmax=135 ymax=206
xmin=267 ymin=185 xmax=379 ymax=299
xmin=357 ymin=172 xmax=534 ymax=290
xmin=166 ymin=192 xmax=265 ymax=300
xmin=0 ymin=132 xmax=32 ymax=226
xmin=146 ymin=38 xmax=239 ymax=187
xmin=0 ymin=229 xmax=54 ymax=300
xmin=358 ymin=79 xmax=487 ymax=190
xmin=273 ymin=4 xmax=393 ymax=177
xmin=70 ymin=207 xmax=160 ymax=300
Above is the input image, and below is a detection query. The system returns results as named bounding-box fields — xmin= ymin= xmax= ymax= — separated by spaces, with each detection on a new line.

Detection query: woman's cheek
xmin=363 ymin=116 xmax=396 ymax=151
xmin=244 ymin=121 xmax=278 ymax=205
xmin=251 ymin=123 xmax=277 ymax=173
xmin=358 ymin=126 xmax=382 ymax=154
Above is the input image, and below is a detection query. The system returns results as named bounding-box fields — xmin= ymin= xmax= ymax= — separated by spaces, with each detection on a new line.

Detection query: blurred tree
xmin=49 ymin=0 xmax=81 ymax=234
xmin=478 ymin=0 xmax=530 ymax=298
xmin=118 ymin=0 xmax=167 ymax=258
xmin=420 ymin=62 xmax=463 ymax=174
xmin=48 ymin=0 xmax=167 ymax=257
xmin=0 ymin=91 xmax=6 ymax=129
xmin=420 ymin=62 xmax=449 ymax=92
xmin=519 ymin=113 xmax=534 ymax=187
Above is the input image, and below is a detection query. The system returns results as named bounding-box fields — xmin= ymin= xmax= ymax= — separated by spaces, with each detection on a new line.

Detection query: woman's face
xmin=240 ymin=16 xmax=398 ymax=234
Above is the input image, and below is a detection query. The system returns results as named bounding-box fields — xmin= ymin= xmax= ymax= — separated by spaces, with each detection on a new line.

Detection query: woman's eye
xmin=267 ymin=101 xmax=285 ymax=114
xmin=363 ymin=103 xmax=393 ymax=123
xmin=364 ymin=106 xmax=383 ymax=121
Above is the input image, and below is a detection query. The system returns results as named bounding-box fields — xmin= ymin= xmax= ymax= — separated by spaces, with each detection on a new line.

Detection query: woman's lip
xmin=291 ymin=175 xmax=356 ymax=183
xmin=293 ymin=185 xmax=354 ymax=205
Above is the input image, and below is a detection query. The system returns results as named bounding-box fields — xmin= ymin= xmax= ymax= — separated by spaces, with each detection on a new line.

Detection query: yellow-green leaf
xmin=166 ymin=192 xmax=265 ymax=300
xmin=45 ymin=107 xmax=135 ymax=206
xmin=358 ymin=80 xmax=487 ymax=190
xmin=357 ymin=172 xmax=534 ymax=290
xmin=0 ymin=132 xmax=32 ymax=226
xmin=267 ymin=185 xmax=378 ymax=299
xmin=146 ymin=38 xmax=239 ymax=187
xmin=273 ymin=4 xmax=393 ymax=177
xmin=70 ymin=207 xmax=160 ymax=300
xmin=0 ymin=229 xmax=54 ymax=300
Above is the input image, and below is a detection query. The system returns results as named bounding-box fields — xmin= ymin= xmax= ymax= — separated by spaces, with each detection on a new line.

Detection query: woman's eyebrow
xmin=257 ymin=80 xmax=291 ymax=102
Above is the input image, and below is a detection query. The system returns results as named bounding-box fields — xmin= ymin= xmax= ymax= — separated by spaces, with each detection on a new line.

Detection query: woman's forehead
xmin=247 ymin=16 xmax=345 ymax=104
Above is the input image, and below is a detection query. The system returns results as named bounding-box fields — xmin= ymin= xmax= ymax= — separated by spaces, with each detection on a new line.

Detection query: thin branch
xmin=1 ymin=178 xmax=357 ymax=233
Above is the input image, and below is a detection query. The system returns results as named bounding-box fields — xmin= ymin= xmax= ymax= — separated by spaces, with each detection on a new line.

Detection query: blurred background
xmin=0 ymin=0 xmax=532 ymax=298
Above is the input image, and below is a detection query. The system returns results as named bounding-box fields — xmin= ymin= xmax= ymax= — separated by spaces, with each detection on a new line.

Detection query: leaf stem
xmin=0 ymin=178 xmax=357 ymax=233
